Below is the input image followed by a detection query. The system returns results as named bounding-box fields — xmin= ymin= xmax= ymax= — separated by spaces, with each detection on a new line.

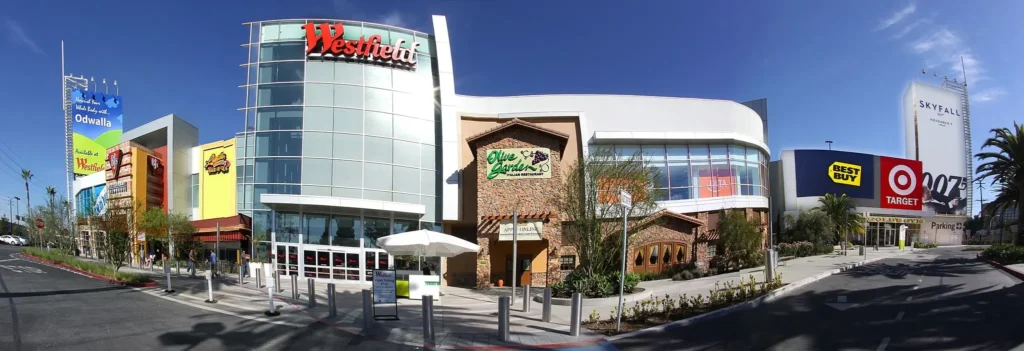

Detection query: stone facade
xmin=472 ymin=123 xmax=567 ymax=288
xmin=624 ymin=216 xmax=700 ymax=273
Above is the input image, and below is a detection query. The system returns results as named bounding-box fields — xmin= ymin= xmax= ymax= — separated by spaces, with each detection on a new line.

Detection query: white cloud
xmin=877 ymin=3 xmax=916 ymax=31
xmin=4 ymin=20 xmax=44 ymax=55
xmin=892 ymin=18 xmax=929 ymax=39
xmin=378 ymin=11 xmax=407 ymax=28
xmin=973 ymin=88 xmax=1006 ymax=103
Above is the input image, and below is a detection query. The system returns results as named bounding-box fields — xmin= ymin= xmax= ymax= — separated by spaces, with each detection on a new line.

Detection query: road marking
xmin=0 ymin=258 xmax=20 ymax=263
xmin=877 ymin=337 xmax=890 ymax=351
xmin=906 ymin=296 xmax=913 ymax=302
xmin=0 ymin=265 xmax=44 ymax=274
xmin=912 ymin=285 xmax=919 ymax=290
xmin=895 ymin=311 xmax=904 ymax=321
xmin=138 ymin=289 xmax=306 ymax=327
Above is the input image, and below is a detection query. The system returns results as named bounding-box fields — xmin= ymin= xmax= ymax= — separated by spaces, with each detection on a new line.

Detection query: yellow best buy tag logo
xmin=829 ymin=161 xmax=862 ymax=186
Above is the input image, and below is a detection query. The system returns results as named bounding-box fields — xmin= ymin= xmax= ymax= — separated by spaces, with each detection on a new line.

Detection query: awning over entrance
xmin=191 ymin=213 xmax=252 ymax=242
xmin=260 ymin=194 xmax=426 ymax=215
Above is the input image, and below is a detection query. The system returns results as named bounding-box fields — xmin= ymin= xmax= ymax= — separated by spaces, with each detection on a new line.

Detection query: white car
xmin=0 ymin=235 xmax=20 ymax=245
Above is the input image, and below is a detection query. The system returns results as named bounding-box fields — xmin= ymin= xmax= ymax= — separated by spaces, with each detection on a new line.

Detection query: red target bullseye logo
xmin=889 ymin=165 xmax=916 ymax=196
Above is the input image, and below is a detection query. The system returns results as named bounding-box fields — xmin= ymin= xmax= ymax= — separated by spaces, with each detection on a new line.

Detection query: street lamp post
xmin=825 ymin=140 xmax=833 ymax=151
xmin=7 ymin=197 xmax=19 ymax=236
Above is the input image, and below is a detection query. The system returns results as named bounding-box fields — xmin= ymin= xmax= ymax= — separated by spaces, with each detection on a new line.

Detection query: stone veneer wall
xmin=624 ymin=218 xmax=698 ymax=273
xmin=473 ymin=126 xmax=566 ymax=288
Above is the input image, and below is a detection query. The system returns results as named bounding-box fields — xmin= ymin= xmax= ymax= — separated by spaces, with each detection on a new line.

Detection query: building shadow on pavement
xmin=0 ymin=285 xmax=126 ymax=298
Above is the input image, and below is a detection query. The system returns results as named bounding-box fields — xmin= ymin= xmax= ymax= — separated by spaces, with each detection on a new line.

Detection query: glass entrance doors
xmin=363 ymin=250 xmax=392 ymax=281
xmin=275 ymin=245 xmax=299 ymax=276
xmin=285 ymin=246 xmax=390 ymax=283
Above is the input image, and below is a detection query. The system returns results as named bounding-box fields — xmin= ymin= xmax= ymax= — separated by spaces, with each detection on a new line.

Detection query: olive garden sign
xmin=485 ymin=148 xmax=552 ymax=180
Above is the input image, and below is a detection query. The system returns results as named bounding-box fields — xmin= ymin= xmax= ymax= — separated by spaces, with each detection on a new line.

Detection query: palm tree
xmin=975 ymin=123 xmax=1024 ymax=245
xmin=20 ymin=169 xmax=32 ymax=212
xmin=816 ymin=193 xmax=865 ymax=253
xmin=45 ymin=186 xmax=56 ymax=207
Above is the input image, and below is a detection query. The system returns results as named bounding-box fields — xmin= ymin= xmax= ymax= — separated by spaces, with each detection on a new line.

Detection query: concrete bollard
xmin=498 ymin=296 xmax=510 ymax=341
xmin=764 ymin=249 xmax=774 ymax=283
xmin=542 ymin=287 xmax=552 ymax=323
xmin=422 ymin=294 xmax=435 ymax=341
xmin=569 ymin=292 xmax=582 ymax=337
xmin=362 ymin=289 xmax=373 ymax=329
xmin=523 ymin=285 xmax=531 ymax=312
xmin=291 ymin=275 xmax=299 ymax=300
xmin=238 ymin=264 xmax=243 ymax=284
xmin=264 ymin=267 xmax=279 ymax=316
xmin=204 ymin=270 xmax=217 ymax=303
xmin=308 ymin=278 xmax=316 ymax=308
xmin=164 ymin=264 xmax=174 ymax=293
xmin=256 ymin=268 xmax=262 ymax=289
xmin=328 ymin=283 xmax=337 ymax=318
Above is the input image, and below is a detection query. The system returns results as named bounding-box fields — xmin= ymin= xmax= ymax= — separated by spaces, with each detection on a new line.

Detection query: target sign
xmin=879 ymin=156 xmax=923 ymax=210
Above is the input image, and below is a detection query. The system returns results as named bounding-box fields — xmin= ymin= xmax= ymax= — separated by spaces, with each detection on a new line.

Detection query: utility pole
xmin=975 ymin=178 xmax=985 ymax=240
xmin=825 ymin=140 xmax=833 ymax=151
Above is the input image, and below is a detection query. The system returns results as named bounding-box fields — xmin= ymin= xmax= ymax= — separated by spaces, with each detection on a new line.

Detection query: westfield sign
xmin=302 ymin=23 xmax=420 ymax=67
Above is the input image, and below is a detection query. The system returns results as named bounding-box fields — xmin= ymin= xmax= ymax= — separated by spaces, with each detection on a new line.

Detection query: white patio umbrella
xmin=375 ymin=229 xmax=480 ymax=257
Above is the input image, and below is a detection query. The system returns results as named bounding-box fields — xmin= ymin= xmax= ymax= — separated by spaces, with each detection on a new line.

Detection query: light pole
xmin=7 ymin=197 xmax=19 ymax=236
xmin=825 ymin=140 xmax=833 ymax=151
xmin=615 ymin=190 xmax=632 ymax=332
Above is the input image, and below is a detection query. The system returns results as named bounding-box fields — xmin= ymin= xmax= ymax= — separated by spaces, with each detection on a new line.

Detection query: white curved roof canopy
xmin=455 ymin=94 xmax=769 ymax=154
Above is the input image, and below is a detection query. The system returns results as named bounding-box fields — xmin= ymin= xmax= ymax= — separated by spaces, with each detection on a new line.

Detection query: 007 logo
xmin=922 ymin=172 xmax=967 ymax=215
xmin=879 ymin=157 xmax=922 ymax=210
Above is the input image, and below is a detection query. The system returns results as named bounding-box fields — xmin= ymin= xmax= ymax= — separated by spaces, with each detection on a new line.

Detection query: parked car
xmin=0 ymin=235 xmax=24 ymax=246
xmin=14 ymin=236 xmax=27 ymax=245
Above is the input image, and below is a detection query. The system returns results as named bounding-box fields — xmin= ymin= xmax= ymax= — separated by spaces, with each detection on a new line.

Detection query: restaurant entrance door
xmin=275 ymin=245 xmax=299 ymax=277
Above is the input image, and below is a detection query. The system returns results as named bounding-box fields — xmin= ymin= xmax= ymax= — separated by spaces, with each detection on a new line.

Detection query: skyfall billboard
xmin=73 ymin=89 xmax=123 ymax=176
xmin=904 ymin=82 xmax=968 ymax=215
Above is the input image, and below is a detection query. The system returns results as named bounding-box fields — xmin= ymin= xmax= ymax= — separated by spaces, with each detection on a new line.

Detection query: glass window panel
xmin=394 ymin=193 xmax=419 ymax=205
xmin=365 ymin=66 xmax=392 ymax=89
xmin=746 ymin=147 xmax=759 ymax=164
xmin=305 ymin=61 xmax=334 ymax=82
xmin=253 ymin=184 xmax=270 ymax=210
xmin=709 ymin=161 xmax=734 ymax=198
xmin=392 ymin=91 xmax=420 ymax=118
xmin=334 ymin=108 xmax=362 ymax=134
xmin=268 ymin=158 xmax=302 ymax=183
xmin=729 ymin=145 xmax=745 ymax=161
xmin=731 ymin=160 xmax=746 ymax=196
xmin=333 ymin=133 xmax=361 ymax=160
xmin=274 ymin=184 xmax=300 ymax=194
xmin=257 ymin=84 xmax=303 ymax=106
xmin=690 ymin=147 xmax=711 ymax=199
xmin=301 ymin=158 xmax=332 ymax=185
xmin=362 ymin=26 xmax=391 ymax=47
xmin=334 ymin=62 xmax=363 ymax=84
xmin=305 ymin=83 xmax=334 ymax=106
xmin=416 ymin=55 xmax=433 ymax=76
xmin=303 ymin=213 xmax=330 ymax=245
xmin=254 ymin=159 xmax=271 ymax=183
xmin=259 ymin=42 xmax=305 ymax=61
xmin=333 ymin=84 xmax=363 ymax=108
xmin=710 ymin=145 xmax=728 ymax=160
xmin=363 ymin=216 xmax=390 ymax=248
xmin=421 ymin=145 xmax=436 ymax=170
xmin=392 ymin=70 xmax=418 ymax=94
xmin=641 ymin=145 xmax=665 ymax=161
xmin=252 ymin=211 xmax=271 ymax=242
xmin=421 ymin=169 xmax=436 ymax=196
xmin=670 ymin=187 xmax=691 ymax=201
xmin=364 ymin=190 xmax=392 ymax=202
xmin=256 ymin=131 xmax=302 ymax=156
xmin=256 ymin=107 xmax=303 ymax=131
xmin=668 ymin=160 xmax=690 ymax=189
xmin=749 ymin=162 xmax=762 ymax=188
xmin=392 ymin=115 xmax=418 ymax=141
xmin=304 ymin=107 xmax=333 ymax=131
xmin=364 ymin=163 xmax=393 ymax=191
xmin=365 ymin=111 xmax=392 ymax=137
xmin=258 ymin=62 xmax=304 ymax=83
xmin=650 ymin=162 xmax=668 ymax=188
xmin=260 ymin=23 xmax=280 ymax=42
xmin=301 ymin=132 xmax=332 ymax=158
xmin=418 ymin=120 xmax=436 ymax=144
xmin=365 ymin=137 xmax=392 ymax=163
xmin=275 ymin=212 xmax=301 ymax=243
xmin=365 ymin=88 xmax=393 ymax=113
xmin=249 ymin=24 xmax=260 ymax=44
xmin=392 ymin=218 xmax=418 ymax=234
xmin=278 ymin=23 xmax=305 ymax=40
xmin=393 ymin=140 xmax=419 ymax=168
xmin=330 ymin=215 xmax=362 ymax=247
xmin=332 ymin=187 xmax=360 ymax=198
xmin=332 ymin=160 xmax=362 ymax=188
xmin=615 ymin=145 xmax=640 ymax=160
xmin=689 ymin=145 xmax=709 ymax=161
xmin=414 ymin=34 xmax=433 ymax=55
xmin=389 ymin=30 xmax=414 ymax=48
xmin=393 ymin=166 xmax=419 ymax=194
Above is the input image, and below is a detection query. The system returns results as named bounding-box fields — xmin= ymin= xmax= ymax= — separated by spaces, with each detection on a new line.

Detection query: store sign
xmin=866 ymin=216 xmax=924 ymax=224
xmin=205 ymin=152 xmax=231 ymax=175
xmin=107 ymin=150 xmax=123 ymax=178
xmin=829 ymin=161 xmax=862 ymax=186
xmin=303 ymin=23 xmax=420 ymax=67
xmin=108 ymin=180 xmax=132 ymax=200
xmin=486 ymin=148 xmax=551 ymax=180
xmin=499 ymin=220 xmax=543 ymax=241
xmin=372 ymin=270 xmax=397 ymax=303
xmin=879 ymin=156 xmax=923 ymax=210
xmin=148 ymin=155 xmax=163 ymax=174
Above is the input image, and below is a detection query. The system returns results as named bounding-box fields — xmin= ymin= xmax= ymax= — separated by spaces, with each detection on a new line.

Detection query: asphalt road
xmin=610 ymin=246 xmax=1024 ymax=351
xmin=0 ymin=245 xmax=423 ymax=351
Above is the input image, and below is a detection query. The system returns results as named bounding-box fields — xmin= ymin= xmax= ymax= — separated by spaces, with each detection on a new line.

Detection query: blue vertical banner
xmin=72 ymin=89 xmax=123 ymax=175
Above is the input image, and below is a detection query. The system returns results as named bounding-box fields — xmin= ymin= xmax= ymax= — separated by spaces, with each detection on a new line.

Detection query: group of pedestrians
xmin=185 ymin=249 xmax=251 ymax=278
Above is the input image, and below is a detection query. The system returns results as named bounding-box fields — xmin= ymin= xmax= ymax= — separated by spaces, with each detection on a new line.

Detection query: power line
xmin=0 ymin=141 xmax=25 ymax=170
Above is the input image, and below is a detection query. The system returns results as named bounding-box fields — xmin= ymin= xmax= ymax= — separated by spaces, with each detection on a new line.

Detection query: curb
xmin=978 ymin=256 xmax=1024 ymax=282
xmin=606 ymin=251 xmax=909 ymax=341
xmin=20 ymin=253 xmax=159 ymax=288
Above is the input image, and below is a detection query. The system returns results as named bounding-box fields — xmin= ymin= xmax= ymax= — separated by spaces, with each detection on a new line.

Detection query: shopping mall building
xmin=74 ymin=16 xmax=772 ymax=287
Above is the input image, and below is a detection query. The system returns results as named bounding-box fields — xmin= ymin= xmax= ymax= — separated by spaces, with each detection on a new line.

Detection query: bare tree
xmin=97 ymin=200 xmax=143 ymax=271
xmin=553 ymin=148 xmax=662 ymax=276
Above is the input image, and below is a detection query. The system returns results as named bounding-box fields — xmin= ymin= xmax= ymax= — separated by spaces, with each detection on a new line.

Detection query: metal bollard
xmin=164 ymin=263 xmax=174 ymax=293
xmin=264 ymin=268 xmax=279 ymax=316
xmin=291 ymin=275 xmax=299 ymax=300
xmin=498 ymin=296 xmax=510 ymax=341
xmin=308 ymin=278 xmax=317 ymax=307
xmin=256 ymin=268 xmax=262 ymax=289
xmin=204 ymin=270 xmax=217 ymax=303
xmin=238 ymin=265 xmax=243 ymax=284
xmin=362 ymin=289 xmax=373 ymax=329
xmin=328 ymin=283 xmax=337 ymax=318
xmin=542 ymin=287 xmax=552 ymax=323
xmin=569 ymin=292 xmax=582 ymax=337
xmin=422 ymin=295 xmax=435 ymax=341
xmin=764 ymin=249 xmax=774 ymax=283
xmin=523 ymin=285 xmax=531 ymax=312
xmin=275 ymin=271 xmax=282 ymax=292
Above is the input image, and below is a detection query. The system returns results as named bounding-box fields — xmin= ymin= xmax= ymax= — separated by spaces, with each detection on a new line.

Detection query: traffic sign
xmin=34 ymin=218 xmax=44 ymax=229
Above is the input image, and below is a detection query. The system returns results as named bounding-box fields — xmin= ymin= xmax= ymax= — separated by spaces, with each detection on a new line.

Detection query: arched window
xmin=649 ymin=246 xmax=658 ymax=265
xmin=662 ymin=245 xmax=672 ymax=264
xmin=635 ymin=250 xmax=645 ymax=267
xmin=676 ymin=246 xmax=685 ymax=262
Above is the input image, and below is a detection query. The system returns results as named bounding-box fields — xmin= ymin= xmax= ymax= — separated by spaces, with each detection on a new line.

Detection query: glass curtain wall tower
xmin=237 ymin=19 xmax=442 ymax=284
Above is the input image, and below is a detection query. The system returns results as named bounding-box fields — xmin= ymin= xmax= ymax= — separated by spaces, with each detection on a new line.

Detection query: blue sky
xmin=0 ymin=0 xmax=1020 ymax=218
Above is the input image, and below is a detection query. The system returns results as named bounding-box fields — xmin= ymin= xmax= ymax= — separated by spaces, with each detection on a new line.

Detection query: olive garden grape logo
xmin=485 ymin=148 xmax=552 ymax=180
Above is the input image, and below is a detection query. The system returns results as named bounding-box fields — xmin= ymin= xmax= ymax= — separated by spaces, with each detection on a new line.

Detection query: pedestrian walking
xmin=188 ymin=249 xmax=196 ymax=277
xmin=242 ymin=251 xmax=251 ymax=278
xmin=209 ymin=250 xmax=218 ymax=277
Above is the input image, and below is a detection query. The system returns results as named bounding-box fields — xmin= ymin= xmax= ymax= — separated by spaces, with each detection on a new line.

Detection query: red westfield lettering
xmin=302 ymin=23 xmax=420 ymax=66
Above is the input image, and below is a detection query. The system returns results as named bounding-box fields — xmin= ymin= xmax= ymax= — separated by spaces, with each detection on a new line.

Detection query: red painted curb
xmin=980 ymin=256 xmax=1024 ymax=282
xmin=20 ymin=253 xmax=159 ymax=288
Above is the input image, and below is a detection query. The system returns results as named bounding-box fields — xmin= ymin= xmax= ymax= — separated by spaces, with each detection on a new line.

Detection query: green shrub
xmin=982 ymin=244 xmax=1024 ymax=265
xmin=673 ymin=269 xmax=696 ymax=281
xmin=913 ymin=242 xmax=938 ymax=249
xmin=554 ymin=270 xmax=640 ymax=298
xmin=22 ymin=247 xmax=152 ymax=284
